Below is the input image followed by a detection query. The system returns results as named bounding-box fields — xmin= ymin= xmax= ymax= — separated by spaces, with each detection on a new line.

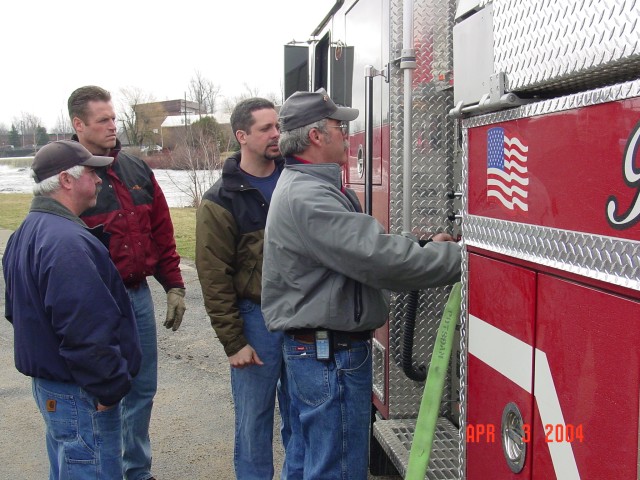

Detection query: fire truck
xmin=284 ymin=0 xmax=640 ymax=478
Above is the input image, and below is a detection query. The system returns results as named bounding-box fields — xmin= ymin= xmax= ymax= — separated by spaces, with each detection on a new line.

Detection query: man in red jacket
xmin=68 ymin=85 xmax=186 ymax=480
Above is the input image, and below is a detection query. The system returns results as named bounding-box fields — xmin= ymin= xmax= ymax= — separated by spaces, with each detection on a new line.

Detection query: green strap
xmin=406 ymin=282 xmax=462 ymax=480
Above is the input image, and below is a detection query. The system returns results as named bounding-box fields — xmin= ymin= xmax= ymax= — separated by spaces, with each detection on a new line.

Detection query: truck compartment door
xmin=467 ymin=253 xmax=536 ymax=479
xmin=533 ymin=275 xmax=640 ymax=479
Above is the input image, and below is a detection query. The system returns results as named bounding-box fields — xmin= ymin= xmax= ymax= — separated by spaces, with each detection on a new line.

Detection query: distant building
xmin=130 ymin=99 xmax=234 ymax=152
xmin=134 ymin=99 xmax=202 ymax=150
xmin=157 ymin=113 xmax=232 ymax=152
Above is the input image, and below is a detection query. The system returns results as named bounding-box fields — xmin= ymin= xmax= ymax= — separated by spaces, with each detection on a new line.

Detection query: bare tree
xmin=118 ymin=87 xmax=155 ymax=146
xmin=221 ymin=83 xmax=280 ymax=117
xmin=264 ymin=90 xmax=280 ymax=105
xmin=165 ymin=117 xmax=225 ymax=207
xmin=240 ymin=83 xmax=262 ymax=98
xmin=276 ymin=79 xmax=286 ymax=104
xmin=12 ymin=112 xmax=43 ymax=148
xmin=188 ymin=71 xmax=221 ymax=117
xmin=53 ymin=110 xmax=73 ymax=140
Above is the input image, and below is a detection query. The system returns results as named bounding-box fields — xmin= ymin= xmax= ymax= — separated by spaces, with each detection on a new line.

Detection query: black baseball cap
xmin=280 ymin=88 xmax=359 ymax=132
xmin=32 ymin=140 xmax=113 ymax=182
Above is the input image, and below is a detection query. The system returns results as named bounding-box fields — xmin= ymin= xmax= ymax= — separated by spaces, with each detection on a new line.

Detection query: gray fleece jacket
xmin=261 ymin=159 xmax=462 ymax=332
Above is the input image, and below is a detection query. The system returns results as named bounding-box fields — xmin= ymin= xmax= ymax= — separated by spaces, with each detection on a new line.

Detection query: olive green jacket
xmin=195 ymin=153 xmax=283 ymax=356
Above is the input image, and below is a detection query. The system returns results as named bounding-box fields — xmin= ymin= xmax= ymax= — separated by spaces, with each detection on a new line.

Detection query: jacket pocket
xmin=234 ymin=259 xmax=258 ymax=299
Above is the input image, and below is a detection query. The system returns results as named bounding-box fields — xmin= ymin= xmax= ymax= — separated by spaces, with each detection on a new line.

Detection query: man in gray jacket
xmin=262 ymin=88 xmax=462 ymax=479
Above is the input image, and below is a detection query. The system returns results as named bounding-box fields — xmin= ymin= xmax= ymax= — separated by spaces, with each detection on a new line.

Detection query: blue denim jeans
xmin=230 ymin=299 xmax=289 ymax=480
xmin=283 ymin=335 xmax=372 ymax=480
xmin=123 ymin=281 xmax=157 ymax=480
xmin=32 ymin=377 xmax=123 ymax=480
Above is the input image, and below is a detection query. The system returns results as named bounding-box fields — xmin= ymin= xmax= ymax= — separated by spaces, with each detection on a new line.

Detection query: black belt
xmin=285 ymin=328 xmax=371 ymax=350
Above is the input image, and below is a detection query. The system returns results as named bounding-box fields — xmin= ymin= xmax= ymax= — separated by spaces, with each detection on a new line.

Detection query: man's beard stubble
xmin=264 ymin=142 xmax=281 ymax=161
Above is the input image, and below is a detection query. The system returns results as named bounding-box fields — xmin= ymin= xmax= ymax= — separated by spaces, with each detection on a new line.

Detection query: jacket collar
xmin=70 ymin=134 xmax=121 ymax=160
xmin=30 ymin=196 xmax=86 ymax=227
xmin=284 ymin=156 xmax=344 ymax=191
xmin=285 ymin=156 xmax=313 ymax=166
xmin=222 ymin=151 xmax=285 ymax=191
xmin=29 ymin=196 xmax=110 ymax=246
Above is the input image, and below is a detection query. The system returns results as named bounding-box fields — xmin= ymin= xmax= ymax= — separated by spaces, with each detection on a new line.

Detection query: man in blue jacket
xmin=2 ymin=140 xmax=142 ymax=480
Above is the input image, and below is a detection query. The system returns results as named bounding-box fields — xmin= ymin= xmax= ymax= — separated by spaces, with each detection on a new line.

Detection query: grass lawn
xmin=169 ymin=207 xmax=197 ymax=261
xmin=0 ymin=193 xmax=197 ymax=260
xmin=0 ymin=193 xmax=31 ymax=230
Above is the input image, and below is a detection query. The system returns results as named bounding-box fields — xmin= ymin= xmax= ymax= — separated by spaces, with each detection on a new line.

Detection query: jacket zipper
xmin=354 ymin=282 xmax=362 ymax=323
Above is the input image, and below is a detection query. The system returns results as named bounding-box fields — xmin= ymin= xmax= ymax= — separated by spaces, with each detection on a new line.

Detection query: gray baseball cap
xmin=32 ymin=140 xmax=113 ymax=182
xmin=280 ymin=88 xmax=359 ymax=132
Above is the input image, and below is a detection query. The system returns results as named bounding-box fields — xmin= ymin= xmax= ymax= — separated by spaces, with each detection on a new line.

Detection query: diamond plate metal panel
xmin=387 ymin=0 xmax=459 ymax=419
xmin=493 ymin=0 xmax=640 ymax=93
xmin=372 ymin=338 xmax=386 ymax=404
xmin=465 ymin=216 xmax=640 ymax=290
xmin=458 ymin=127 xmax=471 ymax=479
xmin=373 ymin=418 xmax=460 ymax=478
xmin=463 ymin=77 xmax=640 ymax=129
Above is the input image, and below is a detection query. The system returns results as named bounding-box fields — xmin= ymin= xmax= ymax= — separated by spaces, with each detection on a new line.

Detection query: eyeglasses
xmin=327 ymin=122 xmax=349 ymax=135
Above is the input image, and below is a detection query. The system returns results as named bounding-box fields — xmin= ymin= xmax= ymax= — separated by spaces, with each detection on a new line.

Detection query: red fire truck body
xmin=284 ymin=0 xmax=640 ymax=477
xmin=465 ymin=97 xmax=640 ymax=478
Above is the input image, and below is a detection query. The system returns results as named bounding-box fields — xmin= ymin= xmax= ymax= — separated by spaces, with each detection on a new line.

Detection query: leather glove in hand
xmin=164 ymin=288 xmax=186 ymax=331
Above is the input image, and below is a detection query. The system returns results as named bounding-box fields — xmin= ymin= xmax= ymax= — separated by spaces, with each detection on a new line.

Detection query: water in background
xmin=0 ymin=163 xmax=219 ymax=208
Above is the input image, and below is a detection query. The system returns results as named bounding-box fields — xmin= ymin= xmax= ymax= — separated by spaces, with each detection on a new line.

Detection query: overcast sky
xmin=0 ymin=0 xmax=335 ymax=130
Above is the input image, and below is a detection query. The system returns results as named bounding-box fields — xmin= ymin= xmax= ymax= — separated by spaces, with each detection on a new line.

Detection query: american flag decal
xmin=487 ymin=127 xmax=529 ymax=211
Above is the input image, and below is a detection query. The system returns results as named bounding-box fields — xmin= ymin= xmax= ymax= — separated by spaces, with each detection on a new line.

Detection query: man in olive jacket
xmin=195 ymin=98 xmax=289 ymax=480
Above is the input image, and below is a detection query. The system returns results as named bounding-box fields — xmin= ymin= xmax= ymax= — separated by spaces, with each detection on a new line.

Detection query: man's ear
xmin=309 ymin=127 xmax=324 ymax=147
xmin=72 ymin=116 xmax=84 ymax=133
xmin=235 ymin=130 xmax=247 ymax=145
xmin=58 ymin=171 xmax=74 ymax=190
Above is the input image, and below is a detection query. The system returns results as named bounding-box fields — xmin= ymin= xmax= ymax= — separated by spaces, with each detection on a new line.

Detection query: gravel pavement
xmin=0 ymin=227 xmax=399 ymax=479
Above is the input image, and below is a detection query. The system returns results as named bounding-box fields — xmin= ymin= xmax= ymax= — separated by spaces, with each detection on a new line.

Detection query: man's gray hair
xmin=32 ymin=165 xmax=85 ymax=196
xmin=278 ymin=119 xmax=329 ymax=157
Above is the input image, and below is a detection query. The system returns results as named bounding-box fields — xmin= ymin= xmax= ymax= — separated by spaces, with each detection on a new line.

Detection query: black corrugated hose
xmin=401 ymin=239 xmax=429 ymax=382
xmin=402 ymin=289 xmax=427 ymax=381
